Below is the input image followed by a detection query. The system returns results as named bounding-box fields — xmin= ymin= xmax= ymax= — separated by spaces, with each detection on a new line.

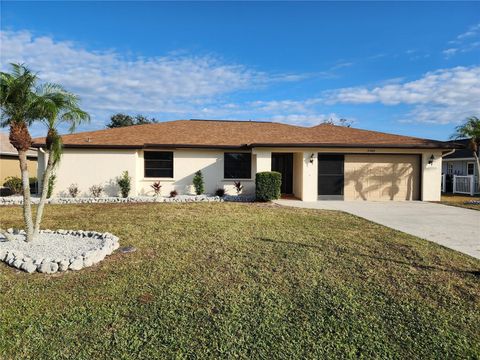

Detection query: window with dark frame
xmin=224 ymin=152 xmax=252 ymax=179
xmin=144 ymin=151 xmax=174 ymax=178
xmin=467 ymin=162 xmax=475 ymax=175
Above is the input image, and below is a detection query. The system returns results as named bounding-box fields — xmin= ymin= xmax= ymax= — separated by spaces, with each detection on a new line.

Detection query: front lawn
xmin=440 ymin=194 xmax=480 ymax=210
xmin=1 ymin=203 xmax=479 ymax=358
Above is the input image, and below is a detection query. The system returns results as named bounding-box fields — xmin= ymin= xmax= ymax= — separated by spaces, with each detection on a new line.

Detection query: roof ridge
xmin=189 ymin=119 xmax=272 ymax=124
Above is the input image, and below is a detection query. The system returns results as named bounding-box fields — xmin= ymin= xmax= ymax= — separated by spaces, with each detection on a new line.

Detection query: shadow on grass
xmin=254 ymin=237 xmax=480 ymax=278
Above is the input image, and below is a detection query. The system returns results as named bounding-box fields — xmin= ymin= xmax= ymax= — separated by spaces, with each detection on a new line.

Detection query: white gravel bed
xmin=0 ymin=229 xmax=119 ymax=274
xmin=0 ymin=194 xmax=253 ymax=205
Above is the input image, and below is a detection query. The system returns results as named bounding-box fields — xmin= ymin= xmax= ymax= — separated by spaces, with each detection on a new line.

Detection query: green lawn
xmin=1 ymin=202 xmax=479 ymax=359
xmin=440 ymin=194 xmax=480 ymax=211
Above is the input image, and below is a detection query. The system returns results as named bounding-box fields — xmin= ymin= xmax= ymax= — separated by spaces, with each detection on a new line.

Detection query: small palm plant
xmin=233 ymin=181 xmax=243 ymax=195
xmin=150 ymin=181 xmax=162 ymax=197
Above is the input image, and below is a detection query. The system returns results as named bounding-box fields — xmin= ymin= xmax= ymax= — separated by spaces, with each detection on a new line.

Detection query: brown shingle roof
xmin=32 ymin=119 xmax=454 ymax=149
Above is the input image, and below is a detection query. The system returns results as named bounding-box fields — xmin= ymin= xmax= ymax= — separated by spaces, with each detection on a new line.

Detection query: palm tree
xmin=0 ymin=63 xmax=89 ymax=241
xmin=451 ymin=116 xmax=480 ymax=191
xmin=0 ymin=64 xmax=44 ymax=241
xmin=33 ymin=84 xmax=90 ymax=236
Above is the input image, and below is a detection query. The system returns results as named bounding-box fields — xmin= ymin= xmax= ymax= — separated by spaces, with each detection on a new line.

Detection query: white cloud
xmin=268 ymin=113 xmax=349 ymax=126
xmin=443 ymin=23 xmax=480 ymax=58
xmin=0 ymin=30 xmax=306 ymax=128
xmin=324 ymin=66 xmax=480 ymax=124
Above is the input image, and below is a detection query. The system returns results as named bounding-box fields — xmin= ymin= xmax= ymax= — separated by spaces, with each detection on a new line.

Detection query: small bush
xmin=117 ymin=171 xmax=131 ymax=198
xmin=68 ymin=183 xmax=79 ymax=198
xmin=215 ymin=188 xmax=225 ymax=197
xmin=170 ymin=190 xmax=178 ymax=198
xmin=193 ymin=170 xmax=204 ymax=195
xmin=47 ymin=174 xmax=56 ymax=199
xmin=90 ymin=184 xmax=103 ymax=198
xmin=3 ymin=176 xmax=22 ymax=194
xmin=150 ymin=181 xmax=162 ymax=196
xmin=255 ymin=171 xmax=281 ymax=201
xmin=233 ymin=181 xmax=243 ymax=195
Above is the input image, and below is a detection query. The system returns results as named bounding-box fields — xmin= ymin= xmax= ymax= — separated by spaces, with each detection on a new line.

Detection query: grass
xmin=0 ymin=202 xmax=479 ymax=359
xmin=440 ymin=194 xmax=480 ymax=210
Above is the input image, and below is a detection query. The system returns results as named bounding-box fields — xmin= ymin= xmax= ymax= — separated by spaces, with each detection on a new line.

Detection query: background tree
xmin=34 ymin=83 xmax=90 ymax=236
xmin=107 ymin=113 xmax=157 ymax=128
xmin=322 ymin=117 xmax=352 ymax=127
xmin=451 ymin=116 xmax=480 ymax=191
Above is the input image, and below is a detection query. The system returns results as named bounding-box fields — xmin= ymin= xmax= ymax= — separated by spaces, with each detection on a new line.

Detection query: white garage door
xmin=344 ymin=154 xmax=420 ymax=201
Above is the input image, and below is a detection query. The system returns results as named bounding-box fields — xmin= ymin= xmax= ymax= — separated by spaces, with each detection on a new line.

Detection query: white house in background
xmin=33 ymin=119 xmax=456 ymax=201
xmin=441 ymin=138 xmax=479 ymax=195
xmin=442 ymin=139 xmax=479 ymax=178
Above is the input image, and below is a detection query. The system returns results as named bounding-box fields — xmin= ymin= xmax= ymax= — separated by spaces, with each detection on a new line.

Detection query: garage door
xmin=344 ymin=154 xmax=420 ymax=201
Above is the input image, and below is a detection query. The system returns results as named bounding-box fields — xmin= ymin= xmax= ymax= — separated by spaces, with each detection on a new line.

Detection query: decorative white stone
xmin=0 ymin=229 xmax=120 ymax=274
xmin=0 ymin=194 xmax=241 ymax=206
xmin=69 ymin=258 xmax=84 ymax=271
xmin=58 ymin=259 xmax=69 ymax=272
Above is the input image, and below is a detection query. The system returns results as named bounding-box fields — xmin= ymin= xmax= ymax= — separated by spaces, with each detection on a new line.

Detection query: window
xmin=144 ymin=151 xmax=173 ymax=178
xmin=467 ymin=162 xmax=475 ymax=176
xmin=224 ymin=152 xmax=252 ymax=179
xmin=447 ymin=162 xmax=453 ymax=175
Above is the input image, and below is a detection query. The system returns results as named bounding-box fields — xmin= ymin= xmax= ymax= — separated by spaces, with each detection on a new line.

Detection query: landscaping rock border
xmin=0 ymin=229 xmax=119 ymax=274
xmin=0 ymin=194 xmax=254 ymax=205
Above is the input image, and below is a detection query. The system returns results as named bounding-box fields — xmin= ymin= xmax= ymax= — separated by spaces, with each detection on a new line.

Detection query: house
xmin=441 ymin=138 xmax=479 ymax=195
xmin=442 ymin=139 xmax=478 ymax=177
xmin=33 ymin=119 xmax=456 ymax=201
xmin=0 ymin=132 xmax=38 ymax=193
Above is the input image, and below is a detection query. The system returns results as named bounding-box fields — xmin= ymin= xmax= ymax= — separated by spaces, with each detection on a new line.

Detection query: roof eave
xmin=249 ymin=142 xmax=457 ymax=149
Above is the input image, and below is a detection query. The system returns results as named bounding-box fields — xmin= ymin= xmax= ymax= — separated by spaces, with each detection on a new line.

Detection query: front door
xmin=271 ymin=153 xmax=293 ymax=194
xmin=318 ymin=154 xmax=344 ymax=200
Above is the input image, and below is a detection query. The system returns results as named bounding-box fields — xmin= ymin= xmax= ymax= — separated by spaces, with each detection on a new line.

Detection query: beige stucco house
xmin=34 ymin=119 xmax=456 ymax=201
xmin=1 ymin=132 xmax=38 ymax=189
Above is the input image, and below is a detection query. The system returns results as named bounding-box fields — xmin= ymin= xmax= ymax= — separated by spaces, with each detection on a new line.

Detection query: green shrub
xmin=255 ymin=171 xmax=281 ymax=201
xmin=47 ymin=174 xmax=56 ymax=199
xmin=117 ymin=171 xmax=131 ymax=198
xmin=3 ymin=176 xmax=22 ymax=194
xmin=193 ymin=170 xmax=204 ymax=195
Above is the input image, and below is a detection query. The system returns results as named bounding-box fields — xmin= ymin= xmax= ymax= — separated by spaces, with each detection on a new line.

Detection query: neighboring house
xmin=33 ymin=119 xmax=456 ymax=201
xmin=442 ymin=138 xmax=479 ymax=177
xmin=0 ymin=132 xmax=38 ymax=189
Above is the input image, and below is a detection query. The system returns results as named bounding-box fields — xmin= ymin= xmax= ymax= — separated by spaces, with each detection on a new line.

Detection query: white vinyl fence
xmin=441 ymin=173 xmax=446 ymax=193
xmin=453 ymin=175 xmax=480 ymax=196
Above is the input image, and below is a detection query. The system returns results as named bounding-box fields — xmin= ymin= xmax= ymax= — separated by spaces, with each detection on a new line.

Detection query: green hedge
xmin=255 ymin=171 xmax=282 ymax=201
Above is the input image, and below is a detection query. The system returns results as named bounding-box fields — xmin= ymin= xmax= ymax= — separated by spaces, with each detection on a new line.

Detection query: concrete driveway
xmin=274 ymin=200 xmax=480 ymax=260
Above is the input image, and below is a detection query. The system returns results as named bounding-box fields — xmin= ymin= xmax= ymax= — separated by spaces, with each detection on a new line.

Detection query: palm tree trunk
xmin=18 ymin=150 xmax=34 ymax=241
xmin=34 ymin=150 xmax=54 ymax=236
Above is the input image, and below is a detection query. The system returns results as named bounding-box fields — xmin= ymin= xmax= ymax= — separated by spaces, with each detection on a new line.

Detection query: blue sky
xmin=1 ymin=1 xmax=479 ymax=140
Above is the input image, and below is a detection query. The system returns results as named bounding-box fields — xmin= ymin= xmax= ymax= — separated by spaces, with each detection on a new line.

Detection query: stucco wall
xmin=252 ymin=147 xmax=444 ymax=201
xmin=39 ymin=149 xmax=137 ymax=197
xmin=1 ymin=156 xmax=37 ymax=184
xmin=38 ymin=146 xmax=444 ymax=201
xmin=136 ymin=149 xmax=256 ymax=196
xmin=292 ymin=152 xmax=304 ymax=199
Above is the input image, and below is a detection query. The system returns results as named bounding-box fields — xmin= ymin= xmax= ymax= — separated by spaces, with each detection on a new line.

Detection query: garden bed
xmin=0 ymin=194 xmax=255 ymax=206
xmin=0 ymin=229 xmax=119 ymax=273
